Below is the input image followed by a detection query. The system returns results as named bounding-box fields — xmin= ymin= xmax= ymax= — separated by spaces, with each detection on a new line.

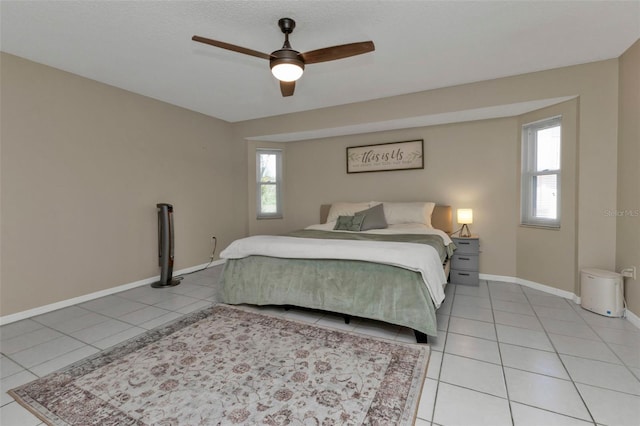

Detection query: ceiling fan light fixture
xmin=271 ymin=63 xmax=304 ymax=82
xmin=270 ymin=50 xmax=304 ymax=82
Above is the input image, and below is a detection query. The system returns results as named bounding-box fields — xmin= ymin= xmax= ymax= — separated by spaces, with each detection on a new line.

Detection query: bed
xmin=220 ymin=202 xmax=455 ymax=342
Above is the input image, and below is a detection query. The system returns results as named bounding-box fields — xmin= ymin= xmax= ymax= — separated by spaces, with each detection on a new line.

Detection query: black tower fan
xmin=152 ymin=203 xmax=180 ymax=288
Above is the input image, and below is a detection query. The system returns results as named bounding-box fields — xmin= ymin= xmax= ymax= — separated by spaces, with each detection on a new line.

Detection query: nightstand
xmin=450 ymin=236 xmax=480 ymax=286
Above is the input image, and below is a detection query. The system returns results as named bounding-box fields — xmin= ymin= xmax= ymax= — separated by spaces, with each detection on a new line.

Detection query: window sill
xmin=519 ymin=223 xmax=561 ymax=230
xmin=257 ymin=216 xmax=283 ymax=220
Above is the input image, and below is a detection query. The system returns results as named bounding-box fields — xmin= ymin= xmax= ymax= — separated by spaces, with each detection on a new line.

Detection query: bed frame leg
xmin=343 ymin=315 xmax=351 ymax=324
xmin=283 ymin=305 xmax=292 ymax=311
xmin=414 ymin=330 xmax=428 ymax=344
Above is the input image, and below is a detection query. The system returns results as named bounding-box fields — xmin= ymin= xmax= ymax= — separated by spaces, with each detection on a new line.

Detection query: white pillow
xmin=381 ymin=202 xmax=436 ymax=227
xmin=326 ymin=202 xmax=373 ymax=223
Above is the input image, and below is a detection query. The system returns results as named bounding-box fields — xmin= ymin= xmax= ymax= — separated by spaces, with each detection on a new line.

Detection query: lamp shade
xmin=457 ymin=209 xmax=473 ymax=224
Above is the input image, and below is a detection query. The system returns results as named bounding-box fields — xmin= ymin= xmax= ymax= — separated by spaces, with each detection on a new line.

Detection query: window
xmin=521 ymin=116 xmax=561 ymax=227
xmin=256 ymin=149 xmax=282 ymax=219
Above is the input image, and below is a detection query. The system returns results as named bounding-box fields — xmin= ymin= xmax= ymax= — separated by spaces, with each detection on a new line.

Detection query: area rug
xmin=9 ymin=304 xmax=430 ymax=425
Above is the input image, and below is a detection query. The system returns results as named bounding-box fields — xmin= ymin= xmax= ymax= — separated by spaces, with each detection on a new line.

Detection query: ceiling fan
xmin=192 ymin=18 xmax=375 ymax=97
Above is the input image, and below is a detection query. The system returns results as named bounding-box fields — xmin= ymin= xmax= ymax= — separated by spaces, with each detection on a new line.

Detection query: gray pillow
xmin=334 ymin=215 xmax=366 ymax=231
xmin=355 ymin=204 xmax=388 ymax=231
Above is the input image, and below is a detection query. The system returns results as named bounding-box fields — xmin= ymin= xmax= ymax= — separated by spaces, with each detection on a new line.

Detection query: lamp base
xmin=460 ymin=224 xmax=471 ymax=238
xmin=151 ymin=278 xmax=181 ymax=288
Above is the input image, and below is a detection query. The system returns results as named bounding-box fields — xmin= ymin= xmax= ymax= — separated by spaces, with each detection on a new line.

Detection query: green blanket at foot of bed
xmin=221 ymin=255 xmax=439 ymax=337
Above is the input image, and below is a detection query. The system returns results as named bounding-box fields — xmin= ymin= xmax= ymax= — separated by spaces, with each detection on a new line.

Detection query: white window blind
xmin=256 ymin=149 xmax=282 ymax=219
xmin=521 ymin=117 xmax=561 ymax=227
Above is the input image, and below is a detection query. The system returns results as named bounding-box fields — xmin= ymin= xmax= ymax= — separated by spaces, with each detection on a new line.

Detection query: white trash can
xmin=580 ymin=268 xmax=624 ymax=317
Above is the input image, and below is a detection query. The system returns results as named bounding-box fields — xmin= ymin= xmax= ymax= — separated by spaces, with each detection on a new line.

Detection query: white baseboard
xmin=480 ymin=273 xmax=640 ymax=330
xmin=480 ymin=273 xmax=580 ymax=304
xmin=4 ymin=265 xmax=637 ymax=331
xmin=625 ymin=308 xmax=640 ymax=329
xmin=0 ymin=260 xmax=226 ymax=326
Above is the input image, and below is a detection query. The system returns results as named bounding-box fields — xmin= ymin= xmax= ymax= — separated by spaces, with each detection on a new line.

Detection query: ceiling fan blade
xmin=192 ymin=35 xmax=271 ymax=60
xmin=280 ymin=81 xmax=295 ymax=97
xmin=301 ymin=41 xmax=375 ymax=64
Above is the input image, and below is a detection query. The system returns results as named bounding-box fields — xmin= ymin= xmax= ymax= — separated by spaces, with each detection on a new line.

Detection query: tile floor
xmin=1 ymin=265 xmax=640 ymax=425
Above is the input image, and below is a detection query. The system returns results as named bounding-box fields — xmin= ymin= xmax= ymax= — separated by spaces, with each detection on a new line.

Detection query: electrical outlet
xmin=621 ymin=266 xmax=636 ymax=280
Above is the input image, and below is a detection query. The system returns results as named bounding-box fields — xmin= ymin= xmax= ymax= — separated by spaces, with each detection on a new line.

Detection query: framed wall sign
xmin=346 ymin=139 xmax=424 ymax=173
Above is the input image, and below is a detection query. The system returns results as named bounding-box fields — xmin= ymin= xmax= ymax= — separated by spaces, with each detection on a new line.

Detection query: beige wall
xmin=517 ymin=100 xmax=579 ymax=294
xmin=617 ymin=40 xmax=640 ymax=314
xmin=0 ymin=53 xmax=247 ymax=317
xmin=2 ymin=49 xmax=634 ymax=318
xmin=237 ymin=59 xmax=620 ymax=296
xmin=281 ymin=120 xmax=519 ymax=277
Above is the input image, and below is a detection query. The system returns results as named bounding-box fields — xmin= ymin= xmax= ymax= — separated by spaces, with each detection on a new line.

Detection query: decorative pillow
xmin=382 ymin=202 xmax=436 ymax=227
xmin=355 ymin=203 xmax=388 ymax=231
xmin=326 ymin=202 xmax=372 ymax=223
xmin=333 ymin=215 xmax=366 ymax=231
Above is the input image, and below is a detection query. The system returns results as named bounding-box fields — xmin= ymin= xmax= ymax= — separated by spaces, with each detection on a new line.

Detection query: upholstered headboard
xmin=320 ymin=204 xmax=453 ymax=234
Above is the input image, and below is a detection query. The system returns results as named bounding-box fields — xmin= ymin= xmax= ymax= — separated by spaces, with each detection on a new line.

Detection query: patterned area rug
xmin=9 ymin=305 xmax=430 ymax=425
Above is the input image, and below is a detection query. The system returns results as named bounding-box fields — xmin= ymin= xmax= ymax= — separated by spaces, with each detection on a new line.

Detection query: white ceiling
xmin=1 ymin=1 xmax=639 ymax=124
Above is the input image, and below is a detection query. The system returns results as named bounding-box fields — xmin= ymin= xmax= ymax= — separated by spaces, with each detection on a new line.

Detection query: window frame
xmin=521 ymin=116 xmax=562 ymax=228
xmin=256 ymin=148 xmax=283 ymax=220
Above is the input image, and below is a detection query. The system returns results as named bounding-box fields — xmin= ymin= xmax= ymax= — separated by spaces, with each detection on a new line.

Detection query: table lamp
xmin=457 ymin=208 xmax=473 ymax=237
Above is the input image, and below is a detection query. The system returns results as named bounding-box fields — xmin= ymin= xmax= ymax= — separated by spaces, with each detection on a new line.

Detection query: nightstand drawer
xmin=452 ymin=238 xmax=479 ymax=254
xmin=451 ymin=254 xmax=479 ymax=271
xmin=450 ymin=269 xmax=480 ymax=286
